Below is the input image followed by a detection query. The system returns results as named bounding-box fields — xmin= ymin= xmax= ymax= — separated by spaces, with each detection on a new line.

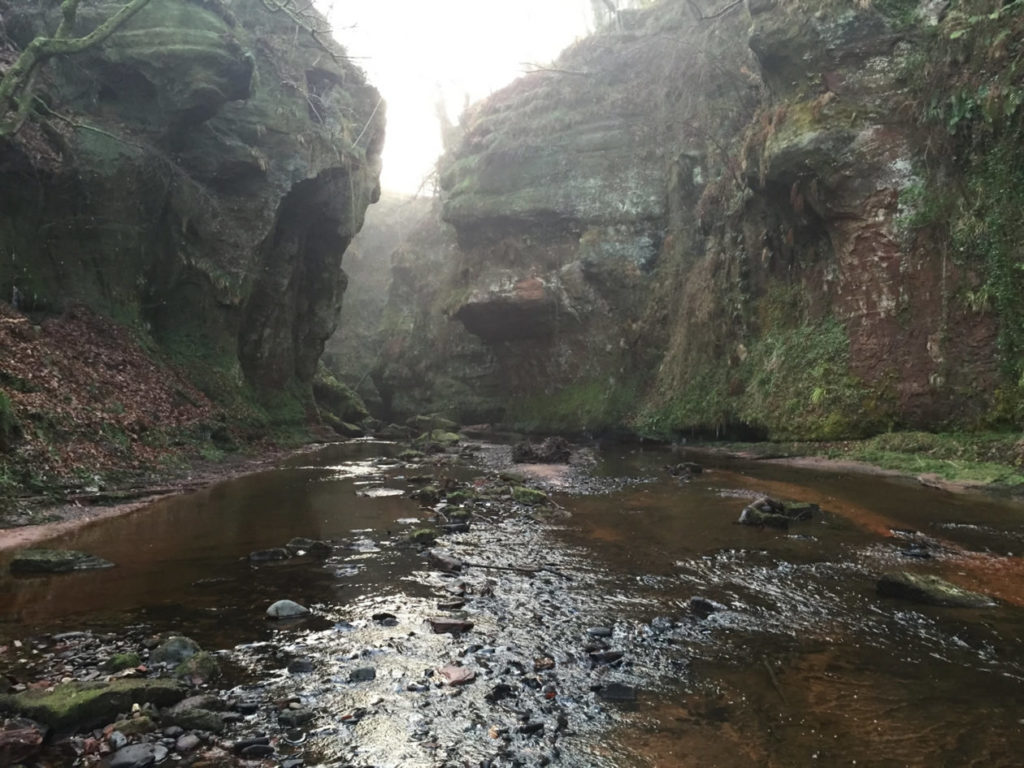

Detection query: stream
xmin=2 ymin=439 xmax=1024 ymax=767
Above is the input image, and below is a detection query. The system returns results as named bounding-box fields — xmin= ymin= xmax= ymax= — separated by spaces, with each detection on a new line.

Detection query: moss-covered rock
xmin=876 ymin=572 xmax=994 ymax=608
xmin=172 ymin=651 xmax=221 ymax=684
xmin=0 ymin=0 xmax=384 ymax=445
xmin=10 ymin=549 xmax=114 ymax=574
xmin=149 ymin=636 xmax=199 ymax=665
xmin=511 ymin=486 xmax=548 ymax=506
xmin=408 ymin=528 xmax=438 ymax=546
xmin=0 ymin=679 xmax=186 ymax=732
xmin=100 ymin=653 xmax=142 ymax=673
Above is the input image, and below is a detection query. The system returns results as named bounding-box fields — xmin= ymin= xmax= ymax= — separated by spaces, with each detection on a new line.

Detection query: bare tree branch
xmin=0 ymin=0 xmax=154 ymax=135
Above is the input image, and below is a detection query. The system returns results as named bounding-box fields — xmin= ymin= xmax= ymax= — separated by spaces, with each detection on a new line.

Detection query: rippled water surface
xmin=2 ymin=441 xmax=1024 ymax=766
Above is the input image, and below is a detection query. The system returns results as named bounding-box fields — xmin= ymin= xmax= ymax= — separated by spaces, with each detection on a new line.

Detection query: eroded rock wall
xmin=0 ymin=0 xmax=383 ymax=408
xmin=380 ymin=0 xmax=1023 ymax=438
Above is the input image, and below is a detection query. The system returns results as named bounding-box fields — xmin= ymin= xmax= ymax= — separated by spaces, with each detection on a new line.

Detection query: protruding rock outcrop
xmin=0 ymin=0 xmax=383 ymax=403
xmin=374 ymin=0 xmax=1022 ymax=438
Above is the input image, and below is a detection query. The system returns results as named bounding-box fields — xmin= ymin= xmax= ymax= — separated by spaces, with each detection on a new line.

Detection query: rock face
xmin=0 ymin=0 xmax=383 ymax=404
xmin=375 ymin=0 xmax=1024 ymax=438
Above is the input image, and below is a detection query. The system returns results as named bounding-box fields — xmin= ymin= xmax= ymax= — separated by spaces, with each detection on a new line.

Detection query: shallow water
xmin=2 ymin=441 xmax=1024 ymax=766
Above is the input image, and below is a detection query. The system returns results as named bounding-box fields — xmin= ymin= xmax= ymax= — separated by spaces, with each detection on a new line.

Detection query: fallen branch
xmin=521 ymin=63 xmax=589 ymax=76
xmin=763 ymin=658 xmax=788 ymax=705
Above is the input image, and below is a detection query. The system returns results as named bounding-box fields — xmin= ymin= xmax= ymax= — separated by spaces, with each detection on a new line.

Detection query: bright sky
xmin=323 ymin=0 xmax=595 ymax=194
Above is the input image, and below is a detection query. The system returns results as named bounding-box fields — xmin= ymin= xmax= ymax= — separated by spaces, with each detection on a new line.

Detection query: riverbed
xmin=2 ymin=439 xmax=1023 ymax=766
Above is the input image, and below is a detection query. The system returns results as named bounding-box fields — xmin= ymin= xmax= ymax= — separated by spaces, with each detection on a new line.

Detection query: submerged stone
xmin=876 ymin=571 xmax=994 ymax=608
xmin=9 ymin=549 xmax=114 ymax=574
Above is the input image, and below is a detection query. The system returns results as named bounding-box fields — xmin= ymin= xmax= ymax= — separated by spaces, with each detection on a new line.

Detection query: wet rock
xmin=249 ymin=547 xmax=290 ymax=562
xmin=666 ymin=461 xmax=704 ymax=477
xmin=232 ymin=736 xmax=270 ymax=755
xmin=518 ymin=721 xmax=544 ymax=735
xmin=688 ymin=596 xmax=723 ymax=619
xmin=108 ymin=730 xmax=128 ymax=750
xmin=650 ymin=615 xmax=675 ymax=633
xmin=411 ymin=485 xmax=441 ymax=504
xmin=372 ymin=612 xmax=398 ymax=625
xmin=409 ymin=528 xmax=438 ymax=546
xmin=234 ymin=701 xmax=259 ymax=715
xmin=428 ymin=617 xmax=474 ymax=635
xmin=176 ymin=733 xmax=201 ymax=753
xmin=349 ymin=666 xmax=376 ymax=682
xmin=876 ymin=571 xmax=994 ymax=608
xmin=486 ymin=684 xmax=515 ymax=703
xmin=512 ymin=437 xmax=571 ymax=464
xmin=0 ymin=680 xmax=186 ymax=732
xmin=150 ymin=636 xmax=200 ymax=665
xmin=595 ymin=683 xmax=637 ymax=702
xmin=110 ymin=743 xmax=162 ymax=768
xmin=437 ymin=599 xmax=466 ymax=610
xmin=512 ymin=486 xmax=549 ymax=505
xmin=278 ymin=708 xmax=314 ymax=728
xmin=438 ymin=664 xmax=476 ymax=686
xmin=108 ymin=716 xmax=156 ymax=736
xmin=170 ymin=694 xmax=224 ymax=713
xmin=173 ymin=651 xmax=221 ymax=684
xmin=163 ymin=706 xmax=225 ymax=734
xmin=240 ymin=743 xmax=275 ymax=758
xmin=10 ymin=549 xmax=115 ymax=574
xmin=266 ymin=600 xmax=310 ymax=619
xmin=287 ymin=657 xmax=314 ymax=674
xmin=738 ymin=497 xmax=818 ymax=529
xmin=0 ymin=717 xmax=47 ymax=765
xmin=588 ymin=650 xmax=624 ymax=665
xmin=587 ymin=626 xmax=613 ymax=638
xmin=428 ymin=549 xmax=464 ymax=572
xmin=441 ymin=522 xmax=472 ymax=534
xmin=284 ymin=537 xmax=332 ymax=557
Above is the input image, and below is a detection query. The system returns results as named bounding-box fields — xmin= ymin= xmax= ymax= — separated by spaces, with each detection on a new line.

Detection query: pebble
xmin=587 ymin=627 xmax=613 ymax=638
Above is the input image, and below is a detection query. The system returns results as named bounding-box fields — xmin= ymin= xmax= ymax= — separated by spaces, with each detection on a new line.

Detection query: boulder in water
xmin=266 ymin=599 xmax=310 ymax=619
xmin=876 ymin=571 xmax=994 ymax=608
xmin=738 ymin=497 xmax=818 ymax=529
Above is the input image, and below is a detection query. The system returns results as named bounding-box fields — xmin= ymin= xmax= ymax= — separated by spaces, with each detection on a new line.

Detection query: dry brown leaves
xmin=0 ymin=302 xmax=215 ymax=484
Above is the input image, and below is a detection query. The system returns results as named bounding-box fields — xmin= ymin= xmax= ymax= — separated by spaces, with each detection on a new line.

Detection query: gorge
xmin=1 ymin=0 xmax=1024 ymax=765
